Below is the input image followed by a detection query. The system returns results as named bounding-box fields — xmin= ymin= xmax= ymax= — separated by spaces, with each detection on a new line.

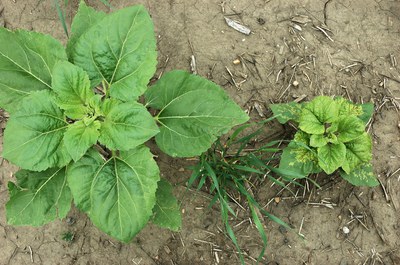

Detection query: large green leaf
xmin=6 ymin=168 xmax=71 ymax=226
xmin=145 ymin=70 xmax=249 ymax=157
xmin=299 ymin=96 xmax=339 ymax=134
xmin=342 ymin=133 xmax=372 ymax=174
xmin=98 ymin=99 xmax=159 ymax=151
xmin=0 ymin=28 xmax=67 ymax=113
xmin=2 ymin=90 xmax=70 ymax=171
xmin=270 ymin=102 xmax=303 ymax=124
xmin=66 ymin=1 xmax=106 ymax=59
xmin=336 ymin=115 xmax=365 ymax=143
xmin=72 ymin=5 xmax=157 ymax=101
xmin=52 ymin=61 xmax=94 ymax=119
xmin=340 ymin=163 xmax=378 ymax=187
xmin=67 ymin=146 xmax=160 ymax=242
xmin=152 ymin=179 xmax=182 ymax=231
xmin=317 ymin=142 xmax=346 ymax=174
xmin=64 ymin=119 xmax=101 ymax=162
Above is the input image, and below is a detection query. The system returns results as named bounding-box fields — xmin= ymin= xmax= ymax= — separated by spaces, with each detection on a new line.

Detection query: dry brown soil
xmin=0 ymin=0 xmax=400 ymax=264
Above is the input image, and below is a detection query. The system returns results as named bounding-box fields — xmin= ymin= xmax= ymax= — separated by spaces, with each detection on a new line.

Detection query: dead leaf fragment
xmin=291 ymin=15 xmax=311 ymax=24
xmin=224 ymin=17 xmax=251 ymax=35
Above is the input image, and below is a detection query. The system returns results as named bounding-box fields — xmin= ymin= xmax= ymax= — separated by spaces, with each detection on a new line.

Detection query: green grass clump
xmin=188 ymin=119 xmax=302 ymax=263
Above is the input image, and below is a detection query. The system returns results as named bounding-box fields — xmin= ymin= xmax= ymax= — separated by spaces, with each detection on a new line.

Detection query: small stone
xmin=257 ymin=18 xmax=266 ymax=25
xmin=233 ymin=59 xmax=241 ymax=65
xmin=279 ymin=225 xmax=287 ymax=234
xmin=293 ymin=80 xmax=299 ymax=87
xmin=66 ymin=217 xmax=75 ymax=225
xmin=342 ymin=226 xmax=350 ymax=234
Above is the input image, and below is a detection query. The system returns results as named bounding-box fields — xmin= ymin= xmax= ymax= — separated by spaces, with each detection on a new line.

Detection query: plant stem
xmin=102 ymin=80 xmax=108 ymax=96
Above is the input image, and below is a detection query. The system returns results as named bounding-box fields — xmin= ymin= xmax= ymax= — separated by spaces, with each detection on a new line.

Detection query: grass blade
xmin=249 ymin=202 xmax=267 ymax=262
xmin=220 ymin=202 xmax=244 ymax=264
xmin=53 ymin=0 xmax=69 ymax=37
xmin=231 ymin=164 xmax=264 ymax=175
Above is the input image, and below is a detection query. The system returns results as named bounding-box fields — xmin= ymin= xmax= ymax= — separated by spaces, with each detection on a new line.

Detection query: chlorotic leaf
xmin=309 ymin=134 xmax=328 ymax=148
xmin=270 ymin=102 xmax=303 ymax=124
xmin=299 ymin=96 xmax=339 ymax=134
xmin=72 ymin=5 xmax=157 ymax=101
xmin=336 ymin=97 xmax=363 ymax=117
xmin=279 ymin=140 xmax=321 ymax=178
xmin=66 ymin=1 xmax=106 ymax=59
xmin=2 ymin=90 xmax=70 ymax=171
xmin=145 ymin=70 xmax=249 ymax=157
xmin=342 ymin=133 xmax=372 ymax=173
xmin=6 ymin=168 xmax=71 ymax=226
xmin=317 ymin=142 xmax=346 ymax=174
xmin=64 ymin=120 xmax=101 ymax=162
xmin=340 ymin=163 xmax=378 ymax=187
xmin=98 ymin=100 xmax=159 ymax=151
xmin=336 ymin=115 xmax=365 ymax=143
xmin=0 ymin=28 xmax=67 ymax=113
xmin=152 ymin=179 xmax=182 ymax=231
xmin=52 ymin=61 xmax=94 ymax=119
xmin=67 ymin=147 xmax=160 ymax=242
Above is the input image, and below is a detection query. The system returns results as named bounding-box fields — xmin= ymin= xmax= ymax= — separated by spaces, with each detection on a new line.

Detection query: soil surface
xmin=1 ymin=0 xmax=400 ymax=264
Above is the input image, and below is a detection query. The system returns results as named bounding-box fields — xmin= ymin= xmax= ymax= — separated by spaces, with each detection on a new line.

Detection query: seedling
xmin=0 ymin=3 xmax=248 ymax=242
xmin=62 ymin=231 xmax=75 ymax=242
xmin=271 ymin=96 xmax=378 ymax=186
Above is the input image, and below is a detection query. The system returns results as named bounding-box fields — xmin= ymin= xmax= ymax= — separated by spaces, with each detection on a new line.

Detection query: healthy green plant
xmin=61 ymin=231 xmax=75 ymax=242
xmin=0 ymin=2 xmax=249 ymax=242
xmin=189 ymin=120 xmax=302 ymax=263
xmin=270 ymin=96 xmax=378 ymax=186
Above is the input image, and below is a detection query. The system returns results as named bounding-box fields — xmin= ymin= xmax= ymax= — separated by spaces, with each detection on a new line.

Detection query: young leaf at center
xmin=317 ymin=142 xmax=346 ymax=174
xmin=52 ymin=61 xmax=94 ymax=119
xmin=98 ymin=99 xmax=159 ymax=151
xmin=299 ymin=96 xmax=339 ymax=134
xmin=64 ymin=119 xmax=101 ymax=162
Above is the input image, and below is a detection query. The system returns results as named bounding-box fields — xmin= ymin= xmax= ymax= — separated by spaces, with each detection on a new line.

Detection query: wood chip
xmin=291 ymin=15 xmax=311 ymax=24
xmin=224 ymin=17 xmax=251 ymax=35
xmin=291 ymin=23 xmax=302 ymax=31
xmin=233 ymin=59 xmax=241 ymax=65
xmin=190 ymin=55 xmax=197 ymax=74
xmin=254 ymin=102 xmax=265 ymax=117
